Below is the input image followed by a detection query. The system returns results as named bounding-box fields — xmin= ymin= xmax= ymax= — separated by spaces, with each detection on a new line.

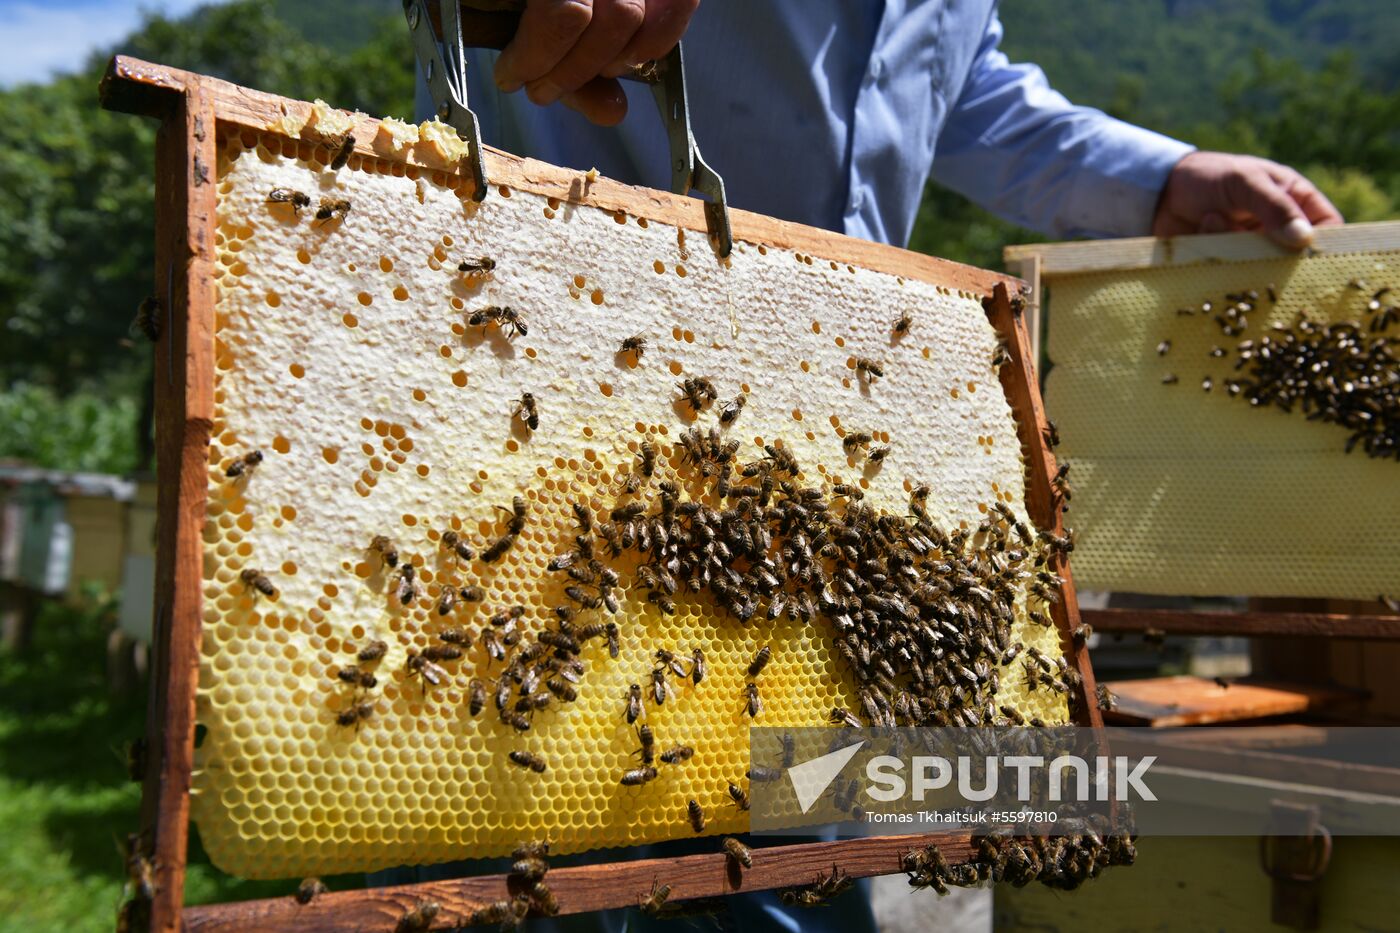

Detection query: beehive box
xmin=163 ymin=95 xmax=1087 ymax=882
xmin=1008 ymin=226 xmax=1400 ymax=600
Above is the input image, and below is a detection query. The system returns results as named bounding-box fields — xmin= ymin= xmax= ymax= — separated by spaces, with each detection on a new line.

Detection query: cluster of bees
xmin=903 ymin=821 xmax=1136 ymax=895
xmin=1163 ymin=282 xmax=1398 ymax=460
xmin=556 ymin=423 xmax=1079 ymax=736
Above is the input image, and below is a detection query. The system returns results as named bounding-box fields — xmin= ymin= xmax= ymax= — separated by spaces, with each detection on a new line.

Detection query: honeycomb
xmin=193 ymin=127 xmax=1069 ymax=879
xmin=1044 ymin=251 xmax=1400 ymax=598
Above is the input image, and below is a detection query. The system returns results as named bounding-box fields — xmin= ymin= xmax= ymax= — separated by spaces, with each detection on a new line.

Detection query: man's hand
xmin=494 ymin=0 xmax=700 ymax=126
xmin=1153 ymin=151 xmax=1343 ymax=250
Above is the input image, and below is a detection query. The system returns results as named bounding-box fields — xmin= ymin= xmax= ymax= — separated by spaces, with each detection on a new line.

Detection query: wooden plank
xmin=1102 ymin=675 xmax=1366 ymax=727
xmin=983 ymin=284 xmax=1102 ymax=728
xmin=101 ymin=55 xmax=1021 ymax=300
xmin=1002 ymin=253 xmax=1043 ymax=365
xmin=1085 ymin=608 xmax=1400 ymax=641
xmin=1003 ymin=221 xmax=1400 ymax=277
xmin=182 ymin=832 xmax=974 ymax=932
xmin=134 ymin=76 xmax=219 ymax=933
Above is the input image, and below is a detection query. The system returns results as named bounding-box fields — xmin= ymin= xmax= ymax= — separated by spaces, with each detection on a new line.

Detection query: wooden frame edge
xmin=133 ymin=75 xmax=218 ymax=933
xmin=983 ymin=284 xmax=1102 ymax=729
xmin=1085 ymin=607 xmax=1400 ymax=641
xmin=182 ymin=832 xmax=974 ymax=931
xmin=1003 ymin=221 xmax=1400 ymax=278
xmin=103 ymin=55 xmax=1022 ymax=300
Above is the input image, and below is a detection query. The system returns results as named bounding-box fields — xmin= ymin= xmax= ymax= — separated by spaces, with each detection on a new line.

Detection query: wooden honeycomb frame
xmin=1005 ymin=228 xmax=1400 ymax=642
xmin=101 ymin=55 xmax=1098 ymax=933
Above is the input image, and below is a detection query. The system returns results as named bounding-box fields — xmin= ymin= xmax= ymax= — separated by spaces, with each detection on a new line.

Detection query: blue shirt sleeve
xmin=928 ymin=12 xmax=1194 ymax=240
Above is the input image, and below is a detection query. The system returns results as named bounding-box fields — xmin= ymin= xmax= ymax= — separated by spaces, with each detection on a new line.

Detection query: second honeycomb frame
xmin=101 ymin=55 xmax=1098 ymax=933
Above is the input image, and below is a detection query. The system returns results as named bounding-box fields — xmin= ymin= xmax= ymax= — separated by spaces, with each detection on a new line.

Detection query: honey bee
xmin=639 ymin=880 xmax=672 ymax=915
xmin=748 ymin=645 xmax=772 ymax=677
xmin=509 ymin=750 xmax=547 ymax=773
xmin=854 ymin=357 xmax=883 ymax=383
xmin=620 ymin=335 xmax=647 ymax=357
xmin=687 ymin=799 xmax=706 ymax=832
xmin=336 ymin=665 xmax=376 ymax=689
xmin=1381 ymin=595 xmax=1400 ymax=613
xmin=1161 ymin=373 xmax=1179 ymax=385
xmin=336 ymin=701 xmax=374 ymax=729
xmin=459 ymin=585 xmax=485 ymax=602
xmin=440 ymin=530 xmax=474 ymax=562
xmin=314 ymin=196 xmax=351 ymax=224
xmin=295 ymin=877 xmax=327 ymax=904
xmin=720 ymin=393 xmax=747 ymax=426
xmin=124 ymin=836 xmax=156 ymax=901
xmin=546 ymin=678 xmax=578 ymax=702
xmin=435 ymin=587 xmax=457 ymax=616
xmin=328 ymin=133 xmax=355 ymax=170
xmin=624 ymin=684 xmax=642 ymax=723
xmin=635 ymin=724 xmax=656 ymax=764
xmin=829 ymin=707 xmax=862 ymax=728
xmin=1051 ymin=462 xmax=1073 ymax=503
xmin=130 ymin=295 xmax=162 ymax=342
xmin=723 ymin=836 xmax=753 ymax=869
xmin=239 ymin=567 xmax=277 ymax=597
xmin=842 ymin=432 xmax=872 ymax=454
xmin=745 ymin=682 xmax=762 ymax=717
xmin=1043 ymin=420 xmax=1061 ymax=449
xmin=677 ymin=376 xmax=718 ymax=413
xmin=893 ymin=312 xmax=913 ymax=338
xmin=780 ymin=733 xmax=796 ymax=768
xmin=868 ymin=445 xmax=890 ymax=463
xmin=691 ymin=647 xmax=706 ymax=685
xmin=1157 ymin=339 xmax=1171 ymax=356
xmin=514 ymin=393 xmax=539 ymax=431
xmin=421 ymin=644 xmax=462 ymax=663
xmin=511 ymin=855 xmax=550 ymax=884
xmin=991 ymin=341 xmax=1010 ymax=371
xmin=660 ymin=745 xmax=694 ymax=764
xmin=621 ymin=766 xmax=658 ymax=785
xmin=728 ymin=781 xmax=751 ymax=811
xmin=481 ymin=533 xmax=515 ymax=563
xmin=605 ymin=622 xmax=620 ymax=658
xmin=406 ymin=650 xmax=446 ymax=688
xmin=651 ymin=668 xmax=668 ymax=705
xmin=356 ymin=639 xmax=388 ymax=663
xmin=463 ymin=677 xmax=486 ymax=716
xmin=656 ymin=648 xmax=689 ymax=678
xmin=1096 ymin=684 xmax=1117 ymax=711
xmin=395 ymin=564 xmax=418 ymax=605
xmin=457 ymin=256 xmax=496 ymax=275
xmin=468 ymin=305 xmax=528 ymax=339
xmin=370 ymin=534 xmax=399 ymax=568
xmin=396 ymin=901 xmax=440 ymax=933
xmin=224 ymin=449 xmax=264 ymax=478
xmin=267 ymin=187 xmax=312 ymax=215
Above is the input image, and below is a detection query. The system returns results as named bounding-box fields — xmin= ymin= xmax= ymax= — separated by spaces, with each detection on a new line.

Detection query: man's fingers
xmin=561 ymin=76 xmax=629 ymax=125
xmin=495 ymin=0 xmax=595 ymax=93
xmin=603 ymin=0 xmax=697 ymax=77
xmin=1273 ymin=167 xmax=1345 ymax=227
xmin=531 ymin=0 xmax=645 ymax=104
xmin=1224 ymin=164 xmax=1316 ymax=249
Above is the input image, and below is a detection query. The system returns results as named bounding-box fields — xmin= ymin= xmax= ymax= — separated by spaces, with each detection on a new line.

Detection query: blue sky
xmin=0 ymin=0 xmax=224 ymax=86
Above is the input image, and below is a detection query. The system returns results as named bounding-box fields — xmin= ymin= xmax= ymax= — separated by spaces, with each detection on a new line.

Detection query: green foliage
xmin=0 ymin=382 xmax=141 ymax=474
xmin=0 ymin=599 xmax=344 ymax=932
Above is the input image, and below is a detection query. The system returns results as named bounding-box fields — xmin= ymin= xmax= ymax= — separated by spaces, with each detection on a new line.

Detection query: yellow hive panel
xmin=1045 ymin=248 xmax=1400 ymax=598
xmin=193 ymin=130 xmax=1069 ymax=879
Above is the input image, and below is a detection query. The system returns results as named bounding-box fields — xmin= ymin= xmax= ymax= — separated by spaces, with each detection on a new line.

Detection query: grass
xmin=0 ymin=592 xmax=304 ymax=932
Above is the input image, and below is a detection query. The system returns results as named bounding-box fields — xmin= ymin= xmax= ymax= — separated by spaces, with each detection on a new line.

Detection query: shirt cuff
xmin=1059 ymin=121 xmax=1195 ymax=239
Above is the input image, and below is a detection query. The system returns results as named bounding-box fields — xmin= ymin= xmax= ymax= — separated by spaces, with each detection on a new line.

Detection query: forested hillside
xmin=0 ymin=0 xmax=1395 ymax=472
